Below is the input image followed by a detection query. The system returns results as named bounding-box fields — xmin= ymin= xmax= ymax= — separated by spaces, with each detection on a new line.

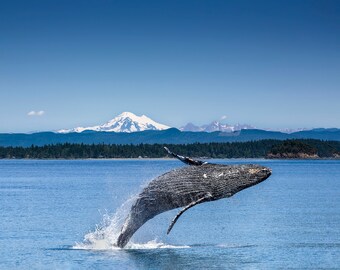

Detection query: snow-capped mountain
xmin=180 ymin=121 xmax=255 ymax=133
xmin=58 ymin=112 xmax=170 ymax=133
xmin=58 ymin=112 xmax=309 ymax=134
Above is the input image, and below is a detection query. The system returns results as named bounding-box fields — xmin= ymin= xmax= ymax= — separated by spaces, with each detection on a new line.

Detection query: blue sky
xmin=1 ymin=0 xmax=339 ymax=132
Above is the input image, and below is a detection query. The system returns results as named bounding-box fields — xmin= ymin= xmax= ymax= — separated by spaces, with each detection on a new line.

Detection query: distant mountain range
xmin=57 ymin=111 xmax=304 ymax=134
xmin=58 ymin=112 xmax=169 ymax=133
xmin=1 ymin=128 xmax=340 ymax=147
xmin=1 ymin=112 xmax=339 ymax=147
xmin=180 ymin=121 xmax=254 ymax=132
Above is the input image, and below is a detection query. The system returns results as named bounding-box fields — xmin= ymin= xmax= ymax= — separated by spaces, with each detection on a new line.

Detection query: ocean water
xmin=0 ymin=159 xmax=339 ymax=269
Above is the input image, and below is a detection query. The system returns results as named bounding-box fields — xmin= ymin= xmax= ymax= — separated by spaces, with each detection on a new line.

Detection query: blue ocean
xmin=1 ymin=159 xmax=339 ymax=269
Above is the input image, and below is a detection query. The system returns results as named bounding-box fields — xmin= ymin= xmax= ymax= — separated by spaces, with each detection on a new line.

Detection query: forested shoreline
xmin=1 ymin=139 xmax=340 ymax=159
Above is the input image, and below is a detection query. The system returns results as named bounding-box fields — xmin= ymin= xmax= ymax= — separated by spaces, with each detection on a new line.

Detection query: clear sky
xmin=1 ymin=0 xmax=339 ymax=132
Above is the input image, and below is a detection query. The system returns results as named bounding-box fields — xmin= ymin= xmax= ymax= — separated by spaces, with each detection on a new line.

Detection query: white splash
xmin=73 ymin=196 xmax=135 ymax=250
xmin=73 ymin=195 xmax=189 ymax=250
xmin=125 ymin=240 xmax=189 ymax=250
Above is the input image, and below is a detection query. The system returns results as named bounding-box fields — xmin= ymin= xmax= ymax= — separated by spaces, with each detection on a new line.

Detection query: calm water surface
xmin=0 ymin=159 xmax=339 ymax=269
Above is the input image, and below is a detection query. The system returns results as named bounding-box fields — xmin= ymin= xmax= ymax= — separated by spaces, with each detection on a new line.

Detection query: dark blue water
xmin=0 ymin=159 xmax=339 ymax=269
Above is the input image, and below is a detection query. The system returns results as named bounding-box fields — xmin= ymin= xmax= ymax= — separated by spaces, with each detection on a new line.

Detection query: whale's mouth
xmin=264 ymin=168 xmax=272 ymax=178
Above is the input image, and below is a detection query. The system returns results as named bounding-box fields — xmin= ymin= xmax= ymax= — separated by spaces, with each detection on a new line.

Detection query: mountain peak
xmin=58 ymin=112 xmax=170 ymax=133
xmin=118 ymin=111 xmax=138 ymax=118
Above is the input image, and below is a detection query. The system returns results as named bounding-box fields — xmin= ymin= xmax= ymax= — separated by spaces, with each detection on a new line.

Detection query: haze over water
xmin=1 ymin=159 xmax=339 ymax=269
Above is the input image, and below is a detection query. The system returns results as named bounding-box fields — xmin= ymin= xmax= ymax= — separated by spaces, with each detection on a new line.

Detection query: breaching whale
xmin=116 ymin=147 xmax=271 ymax=248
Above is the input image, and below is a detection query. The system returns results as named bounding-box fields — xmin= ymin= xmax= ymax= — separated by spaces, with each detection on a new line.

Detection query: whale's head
xmin=245 ymin=164 xmax=272 ymax=183
xmin=206 ymin=164 xmax=272 ymax=198
xmin=234 ymin=164 xmax=271 ymax=193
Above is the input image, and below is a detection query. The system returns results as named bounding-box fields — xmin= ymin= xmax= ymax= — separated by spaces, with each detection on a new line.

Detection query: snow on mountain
xmin=58 ymin=112 xmax=309 ymax=134
xmin=58 ymin=112 xmax=170 ymax=133
xmin=179 ymin=121 xmax=308 ymax=133
xmin=180 ymin=121 xmax=255 ymax=133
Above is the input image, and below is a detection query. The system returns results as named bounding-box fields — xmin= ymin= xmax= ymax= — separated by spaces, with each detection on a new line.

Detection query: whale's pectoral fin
xmin=167 ymin=193 xmax=213 ymax=234
xmin=164 ymin=147 xmax=207 ymax=166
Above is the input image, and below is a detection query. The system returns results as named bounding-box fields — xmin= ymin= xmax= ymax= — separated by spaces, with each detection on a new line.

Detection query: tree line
xmin=0 ymin=139 xmax=339 ymax=159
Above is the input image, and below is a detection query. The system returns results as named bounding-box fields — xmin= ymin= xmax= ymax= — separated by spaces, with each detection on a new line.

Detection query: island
xmin=0 ymin=139 xmax=339 ymax=159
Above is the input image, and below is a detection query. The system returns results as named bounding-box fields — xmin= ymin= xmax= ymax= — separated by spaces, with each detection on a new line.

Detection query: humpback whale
xmin=116 ymin=147 xmax=271 ymax=248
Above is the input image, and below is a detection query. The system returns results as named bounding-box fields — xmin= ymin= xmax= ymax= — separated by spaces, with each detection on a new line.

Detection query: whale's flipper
xmin=167 ymin=193 xmax=213 ymax=234
xmin=164 ymin=147 xmax=207 ymax=166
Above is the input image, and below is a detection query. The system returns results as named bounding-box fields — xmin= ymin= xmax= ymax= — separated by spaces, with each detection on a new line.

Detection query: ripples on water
xmin=0 ymin=159 xmax=339 ymax=269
